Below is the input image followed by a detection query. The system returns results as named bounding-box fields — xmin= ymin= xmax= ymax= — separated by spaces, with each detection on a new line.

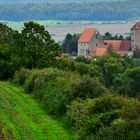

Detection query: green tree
xmin=0 ymin=22 xmax=62 ymax=79
xmin=18 ymin=22 xmax=62 ymax=68
xmin=113 ymin=67 xmax=140 ymax=98
xmin=103 ymin=32 xmax=112 ymax=40
xmin=62 ymin=33 xmax=80 ymax=55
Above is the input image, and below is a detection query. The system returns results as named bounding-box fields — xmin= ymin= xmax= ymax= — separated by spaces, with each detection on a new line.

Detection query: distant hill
xmin=0 ymin=0 xmax=139 ymax=21
xmin=0 ymin=0 xmax=129 ymax=4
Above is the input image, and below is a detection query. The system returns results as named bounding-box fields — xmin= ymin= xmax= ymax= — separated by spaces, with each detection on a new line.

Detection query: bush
xmin=75 ymin=56 xmax=91 ymax=64
xmin=113 ymin=67 xmax=140 ymax=98
xmin=123 ymin=101 xmax=140 ymax=121
xmin=71 ymin=76 xmax=109 ymax=100
xmin=75 ymin=62 xmax=89 ymax=76
xmin=59 ymin=55 xmax=75 ymax=71
xmin=33 ymin=68 xmax=63 ymax=99
xmin=67 ymin=95 xmax=133 ymax=138
xmin=93 ymin=119 xmax=140 ymax=140
xmin=0 ymin=60 xmax=15 ymax=80
xmin=23 ymin=69 xmax=39 ymax=93
xmin=13 ymin=68 xmax=30 ymax=85
xmin=66 ymin=99 xmax=96 ymax=129
xmin=33 ymin=68 xmax=81 ymax=115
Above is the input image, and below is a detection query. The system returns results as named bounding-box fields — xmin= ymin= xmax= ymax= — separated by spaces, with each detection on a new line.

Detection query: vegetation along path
xmin=0 ymin=81 xmax=74 ymax=140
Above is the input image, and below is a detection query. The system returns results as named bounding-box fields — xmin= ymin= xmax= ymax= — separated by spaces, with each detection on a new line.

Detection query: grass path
xmin=0 ymin=81 xmax=75 ymax=140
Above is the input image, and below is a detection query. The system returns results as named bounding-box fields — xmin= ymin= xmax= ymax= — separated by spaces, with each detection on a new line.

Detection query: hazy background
xmin=0 ymin=0 xmax=138 ymax=41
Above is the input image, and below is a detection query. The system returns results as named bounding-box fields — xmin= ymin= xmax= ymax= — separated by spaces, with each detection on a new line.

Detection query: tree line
xmin=0 ymin=0 xmax=139 ymax=21
xmin=13 ymin=54 xmax=140 ymax=139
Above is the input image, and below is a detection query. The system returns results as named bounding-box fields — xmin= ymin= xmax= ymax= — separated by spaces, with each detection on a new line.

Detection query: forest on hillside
xmin=0 ymin=0 xmax=129 ymax=4
xmin=0 ymin=0 xmax=139 ymax=21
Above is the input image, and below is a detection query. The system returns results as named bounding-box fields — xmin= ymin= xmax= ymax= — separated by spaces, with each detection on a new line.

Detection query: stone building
xmin=78 ymin=28 xmax=104 ymax=56
xmin=131 ymin=22 xmax=140 ymax=51
xmin=78 ymin=22 xmax=140 ymax=57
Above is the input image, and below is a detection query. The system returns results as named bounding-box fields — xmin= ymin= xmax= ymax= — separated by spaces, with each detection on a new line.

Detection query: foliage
xmin=92 ymin=119 xmax=140 ymax=140
xmin=62 ymin=33 xmax=80 ymax=55
xmin=11 ymin=54 xmax=140 ymax=139
xmin=91 ymin=55 xmax=133 ymax=87
xmin=75 ymin=62 xmax=89 ymax=76
xmin=123 ymin=101 xmax=140 ymax=121
xmin=71 ymin=76 xmax=109 ymax=100
xmin=75 ymin=56 xmax=91 ymax=64
xmin=23 ymin=69 xmax=39 ymax=93
xmin=13 ymin=68 xmax=31 ymax=85
xmin=16 ymin=22 xmax=61 ymax=68
xmin=32 ymin=68 xmax=81 ymax=115
xmin=59 ymin=55 xmax=75 ymax=71
xmin=67 ymin=95 xmax=130 ymax=128
xmin=0 ymin=22 xmax=61 ymax=80
xmin=113 ymin=67 xmax=140 ymax=98
xmin=103 ymin=32 xmax=129 ymax=40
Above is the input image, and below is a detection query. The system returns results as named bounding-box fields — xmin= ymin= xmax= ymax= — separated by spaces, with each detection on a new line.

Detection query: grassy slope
xmin=0 ymin=81 xmax=75 ymax=140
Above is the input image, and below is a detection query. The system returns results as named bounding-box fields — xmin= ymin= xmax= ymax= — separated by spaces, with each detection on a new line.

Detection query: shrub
xmin=75 ymin=56 xmax=91 ymax=64
xmin=75 ymin=62 xmax=89 ymax=76
xmin=67 ymin=95 xmax=133 ymax=138
xmin=113 ymin=67 xmax=140 ymax=98
xmin=66 ymin=99 xmax=96 ymax=129
xmin=92 ymin=119 xmax=140 ymax=140
xmin=23 ymin=69 xmax=39 ymax=93
xmin=123 ymin=101 xmax=140 ymax=121
xmin=13 ymin=68 xmax=30 ymax=85
xmin=33 ymin=68 xmax=81 ymax=115
xmin=59 ymin=55 xmax=75 ymax=71
xmin=71 ymin=76 xmax=109 ymax=100
xmin=33 ymin=68 xmax=63 ymax=99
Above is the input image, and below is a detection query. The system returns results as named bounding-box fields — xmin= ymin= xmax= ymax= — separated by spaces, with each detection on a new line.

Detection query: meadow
xmin=0 ymin=81 xmax=75 ymax=140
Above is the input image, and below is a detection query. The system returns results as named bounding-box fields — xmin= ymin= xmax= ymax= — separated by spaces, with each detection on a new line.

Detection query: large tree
xmin=0 ymin=22 xmax=62 ymax=79
xmin=15 ymin=22 xmax=62 ymax=68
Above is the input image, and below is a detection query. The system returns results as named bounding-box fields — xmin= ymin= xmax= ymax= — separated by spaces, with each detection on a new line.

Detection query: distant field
xmin=0 ymin=20 xmax=136 ymax=41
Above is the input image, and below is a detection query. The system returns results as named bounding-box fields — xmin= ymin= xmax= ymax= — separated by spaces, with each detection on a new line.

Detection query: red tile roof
xmin=93 ymin=40 xmax=131 ymax=56
xmin=78 ymin=28 xmax=96 ymax=43
xmin=94 ymin=48 xmax=107 ymax=56
xmin=104 ymin=40 xmax=131 ymax=51
xmin=131 ymin=22 xmax=140 ymax=30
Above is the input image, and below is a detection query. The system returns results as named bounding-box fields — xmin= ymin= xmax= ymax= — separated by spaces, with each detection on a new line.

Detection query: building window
xmin=96 ymin=34 xmax=98 ymax=39
xmin=96 ymin=44 xmax=98 ymax=47
xmin=104 ymin=42 xmax=107 ymax=45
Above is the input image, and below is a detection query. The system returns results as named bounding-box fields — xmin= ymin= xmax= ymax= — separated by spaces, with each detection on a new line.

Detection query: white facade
xmin=78 ymin=30 xmax=104 ymax=56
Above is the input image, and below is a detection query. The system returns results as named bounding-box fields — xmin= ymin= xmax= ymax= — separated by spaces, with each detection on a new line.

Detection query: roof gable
xmin=131 ymin=22 xmax=140 ymax=30
xmin=78 ymin=28 xmax=96 ymax=43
